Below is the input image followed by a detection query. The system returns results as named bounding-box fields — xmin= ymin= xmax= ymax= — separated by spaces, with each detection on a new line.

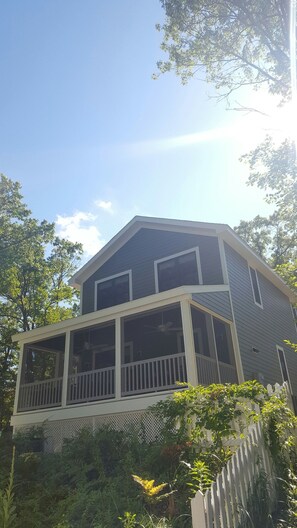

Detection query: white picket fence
xmin=191 ymin=382 xmax=293 ymax=528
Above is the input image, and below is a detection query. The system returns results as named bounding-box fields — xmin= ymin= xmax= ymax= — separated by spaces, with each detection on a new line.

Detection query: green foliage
xmin=152 ymin=381 xmax=266 ymax=447
xmin=119 ymin=512 xmax=137 ymax=528
xmin=0 ymin=174 xmax=82 ymax=432
xmin=186 ymin=460 xmax=213 ymax=495
xmin=0 ymin=447 xmax=16 ymax=528
xmin=156 ymin=0 xmax=290 ymax=100
xmin=238 ymin=471 xmax=273 ymax=528
xmin=282 ymin=470 xmax=297 ymax=527
xmin=236 ymin=138 xmax=297 ymax=271
xmin=156 ymin=3 xmax=296 ymax=295
xmin=2 ymin=382 xmax=296 ymax=527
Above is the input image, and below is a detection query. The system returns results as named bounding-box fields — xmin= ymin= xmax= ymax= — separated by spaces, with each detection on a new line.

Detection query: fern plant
xmin=132 ymin=475 xmax=169 ymax=504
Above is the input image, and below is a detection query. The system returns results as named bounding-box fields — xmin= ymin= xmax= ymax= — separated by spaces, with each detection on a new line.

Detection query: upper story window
xmin=249 ymin=266 xmax=263 ymax=308
xmin=276 ymin=345 xmax=292 ymax=393
xmin=155 ymin=247 xmax=202 ymax=293
xmin=95 ymin=270 xmax=132 ymax=310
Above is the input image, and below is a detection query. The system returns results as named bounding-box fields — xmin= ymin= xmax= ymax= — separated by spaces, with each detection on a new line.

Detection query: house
xmin=11 ymin=216 xmax=297 ymax=450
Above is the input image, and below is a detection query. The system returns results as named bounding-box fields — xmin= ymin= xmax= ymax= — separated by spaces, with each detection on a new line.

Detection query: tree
xmin=0 ymin=175 xmax=83 ymax=431
xmin=156 ymin=0 xmax=291 ymax=100
xmin=235 ymin=137 xmax=297 ymax=292
xmin=156 ymin=1 xmax=297 ymax=296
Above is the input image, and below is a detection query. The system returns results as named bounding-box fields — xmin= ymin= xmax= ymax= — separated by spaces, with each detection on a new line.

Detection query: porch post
xmin=115 ymin=317 xmax=121 ymax=400
xmin=61 ymin=330 xmax=71 ymax=407
xmin=180 ymin=299 xmax=198 ymax=386
xmin=13 ymin=343 xmax=24 ymax=415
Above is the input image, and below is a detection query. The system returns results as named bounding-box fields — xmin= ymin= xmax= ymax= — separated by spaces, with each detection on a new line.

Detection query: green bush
xmin=0 ymin=382 xmax=295 ymax=527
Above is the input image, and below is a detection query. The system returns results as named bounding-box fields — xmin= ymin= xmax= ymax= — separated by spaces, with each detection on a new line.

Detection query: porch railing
xmin=196 ymin=354 xmax=238 ymax=385
xmin=18 ymin=352 xmax=230 ymax=410
xmin=18 ymin=377 xmax=63 ymax=411
xmin=122 ymin=353 xmax=187 ymax=396
xmin=219 ymin=362 xmax=238 ymax=384
xmin=67 ymin=366 xmax=115 ymax=404
xmin=196 ymin=355 xmax=219 ymax=385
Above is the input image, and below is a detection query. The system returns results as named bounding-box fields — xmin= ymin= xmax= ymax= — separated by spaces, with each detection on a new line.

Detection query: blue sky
xmin=1 ymin=0 xmax=285 ymax=258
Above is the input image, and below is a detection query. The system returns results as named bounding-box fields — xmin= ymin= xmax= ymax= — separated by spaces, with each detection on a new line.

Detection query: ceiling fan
xmin=144 ymin=312 xmax=181 ymax=334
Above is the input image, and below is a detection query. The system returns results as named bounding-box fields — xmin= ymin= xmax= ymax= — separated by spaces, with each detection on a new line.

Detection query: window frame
xmin=248 ymin=266 xmax=263 ymax=308
xmin=276 ymin=345 xmax=292 ymax=394
xmin=154 ymin=247 xmax=203 ymax=294
xmin=94 ymin=270 xmax=133 ymax=311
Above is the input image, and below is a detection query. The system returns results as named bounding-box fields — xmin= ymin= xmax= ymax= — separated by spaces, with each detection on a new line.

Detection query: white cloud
xmin=56 ymin=211 xmax=105 ymax=257
xmin=95 ymin=200 xmax=113 ymax=213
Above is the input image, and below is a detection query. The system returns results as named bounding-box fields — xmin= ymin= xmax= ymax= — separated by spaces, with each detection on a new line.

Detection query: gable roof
xmin=70 ymin=216 xmax=297 ymax=303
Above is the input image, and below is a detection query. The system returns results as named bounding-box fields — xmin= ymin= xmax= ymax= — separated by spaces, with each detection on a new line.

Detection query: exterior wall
xmin=82 ymin=228 xmax=224 ymax=314
xmin=192 ymin=291 xmax=233 ymax=321
xmin=225 ymin=243 xmax=297 ymax=394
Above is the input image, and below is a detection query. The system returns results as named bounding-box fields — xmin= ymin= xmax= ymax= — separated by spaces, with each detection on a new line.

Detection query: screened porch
xmin=17 ymin=300 xmax=238 ymax=412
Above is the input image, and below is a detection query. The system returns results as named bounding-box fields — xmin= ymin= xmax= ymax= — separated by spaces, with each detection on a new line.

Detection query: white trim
xmin=70 ymin=216 xmax=223 ymax=287
xmin=276 ymin=345 xmax=293 ymax=394
xmin=248 ymin=266 xmax=263 ymax=308
xmin=11 ymin=389 xmax=177 ymax=427
xmin=290 ymin=304 xmax=297 ymax=335
xmin=180 ymin=299 xmax=198 ymax=386
xmin=209 ymin=237 xmax=244 ymax=383
xmin=61 ymin=331 xmax=70 ymax=407
xmin=222 ymin=229 xmax=297 ymax=303
xmin=217 ymin=237 xmax=229 ymax=285
xmin=13 ymin=286 xmax=228 ymax=345
xmin=189 ymin=299 xmax=232 ymax=324
xmin=154 ymin=247 xmax=203 ymax=294
xmin=115 ymin=317 xmax=121 ymax=400
xmin=94 ymin=270 xmax=132 ymax=311
xmin=13 ymin=343 xmax=24 ymax=414
xmin=69 ymin=215 xmax=297 ymax=304
xmin=79 ymin=283 xmax=83 ymax=315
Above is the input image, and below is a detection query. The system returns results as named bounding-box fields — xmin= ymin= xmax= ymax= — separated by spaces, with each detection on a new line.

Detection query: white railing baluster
xmin=121 ymin=353 xmax=187 ymax=396
xmin=18 ymin=377 xmax=63 ymax=411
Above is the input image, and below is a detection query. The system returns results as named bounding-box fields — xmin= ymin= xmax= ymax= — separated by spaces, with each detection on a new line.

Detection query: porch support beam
xmin=115 ymin=317 xmax=121 ymax=400
xmin=13 ymin=343 xmax=24 ymax=415
xmin=180 ymin=299 xmax=198 ymax=386
xmin=61 ymin=331 xmax=71 ymax=407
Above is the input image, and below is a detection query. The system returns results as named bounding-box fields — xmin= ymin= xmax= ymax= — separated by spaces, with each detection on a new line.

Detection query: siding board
xmin=225 ymin=242 xmax=297 ymax=395
xmin=82 ymin=229 xmax=223 ymax=314
xmin=192 ymin=292 xmax=233 ymax=321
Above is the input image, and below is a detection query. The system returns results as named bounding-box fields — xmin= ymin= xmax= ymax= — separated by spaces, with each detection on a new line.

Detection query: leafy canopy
xmin=156 ymin=0 xmax=291 ymax=100
xmin=0 ymin=174 xmax=83 ymax=431
xmin=156 ymin=1 xmax=297 ymax=292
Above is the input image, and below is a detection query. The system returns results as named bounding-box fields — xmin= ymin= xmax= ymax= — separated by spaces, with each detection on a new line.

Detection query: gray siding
xmin=82 ymin=229 xmax=224 ymax=314
xmin=192 ymin=291 xmax=233 ymax=321
xmin=225 ymin=243 xmax=297 ymax=395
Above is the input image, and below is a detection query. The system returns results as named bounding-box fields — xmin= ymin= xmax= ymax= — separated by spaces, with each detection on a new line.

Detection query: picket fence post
xmin=191 ymin=490 xmax=207 ymax=528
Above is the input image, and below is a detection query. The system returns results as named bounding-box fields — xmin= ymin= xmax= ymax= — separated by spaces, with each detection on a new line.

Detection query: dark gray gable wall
xmin=225 ymin=242 xmax=297 ymax=395
xmin=82 ymin=228 xmax=224 ymax=314
xmin=192 ymin=291 xmax=233 ymax=321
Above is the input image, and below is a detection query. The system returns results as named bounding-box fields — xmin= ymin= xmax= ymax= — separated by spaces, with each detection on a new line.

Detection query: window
xmin=155 ymin=248 xmax=202 ymax=293
xmin=249 ymin=267 xmax=263 ymax=307
xmin=213 ymin=318 xmax=231 ymax=364
xmin=276 ymin=346 xmax=292 ymax=392
xmin=95 ymin=271 xmax=132 ymax=310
